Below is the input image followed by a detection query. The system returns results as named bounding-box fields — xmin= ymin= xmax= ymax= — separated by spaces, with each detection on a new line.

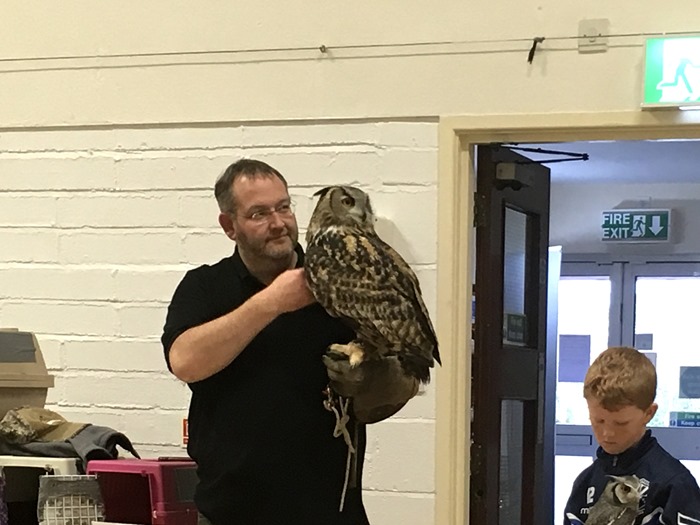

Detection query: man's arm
xmin=169 ymin=268 xmax=315 ymax=383
xmin=323 ymin=351 xmax=420 ymax=424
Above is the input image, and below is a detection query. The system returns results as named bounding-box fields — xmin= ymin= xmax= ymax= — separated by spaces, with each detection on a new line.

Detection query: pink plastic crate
xmin=86 ymin=459 xmax=198 ymax=525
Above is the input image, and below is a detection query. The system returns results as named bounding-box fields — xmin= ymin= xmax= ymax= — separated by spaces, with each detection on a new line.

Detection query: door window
xmin=633 ymin=274 xmax=700 ymax=428
xmin=556 ymin=275 xmax=612 ymax=425
xmin=555 ymin=260 xmax=700 ymax=518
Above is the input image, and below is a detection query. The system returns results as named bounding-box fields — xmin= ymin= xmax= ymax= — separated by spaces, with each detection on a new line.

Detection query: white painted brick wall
xmin=0 ymin=121 xmax=438 ymax=525
xmin=61 ymin=340 xmax=166 ymax=372
xmin=56 ymin=193 xmax=180 ymax=228
xmin=0 ymin=231 xmax=60 ymax=262
xmin=0 ymin=267 xmax=112 ymax=300
xmin=2 ymin=302 xmax=119 ymax=335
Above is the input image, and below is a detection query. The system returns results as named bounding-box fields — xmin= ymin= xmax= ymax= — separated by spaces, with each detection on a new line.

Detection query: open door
xmin=471 ymin=144 xmax=553 ymax=525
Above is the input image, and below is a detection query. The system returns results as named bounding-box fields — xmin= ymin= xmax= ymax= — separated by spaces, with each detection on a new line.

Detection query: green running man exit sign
xmin=601 ymin=210 xmax=671 ymax=242
xmin=643 ymin=36 xmax=700 ymax=108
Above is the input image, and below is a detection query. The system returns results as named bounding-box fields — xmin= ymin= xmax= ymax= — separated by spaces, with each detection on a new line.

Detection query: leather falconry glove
xmin=323 ymin=349 xmax=420 ymax=424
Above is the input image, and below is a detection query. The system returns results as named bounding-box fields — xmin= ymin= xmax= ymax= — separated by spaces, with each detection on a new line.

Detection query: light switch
xmin=578 ymin=19 xmax=610 ymax=54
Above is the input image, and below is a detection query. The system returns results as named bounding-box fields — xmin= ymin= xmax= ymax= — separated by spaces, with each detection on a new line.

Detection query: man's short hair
xmin=214 ymin=159 xmax=288 ymax=214
xmin=583 ymin=346 xmax=657 ymax=411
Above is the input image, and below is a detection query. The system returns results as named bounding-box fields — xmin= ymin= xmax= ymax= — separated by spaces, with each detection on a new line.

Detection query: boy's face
xmin=586 ymin=398 xmax=658 ymax=455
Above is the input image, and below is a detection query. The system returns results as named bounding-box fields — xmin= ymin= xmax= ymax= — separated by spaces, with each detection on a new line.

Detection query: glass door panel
xmin=554 ymin=269 xmax=616 ymax=525
xmin=626 ymin=264 xmax=700 ymax=466
xmin=503 ymin=208 xmax=528 ymax=346
xmin=634 ymin=276 xmax=700 ymax=428
xmin=499 ymin=400 xmax=524 ymax=525
xmin=556 ymin=276 xmax=612 ymax=425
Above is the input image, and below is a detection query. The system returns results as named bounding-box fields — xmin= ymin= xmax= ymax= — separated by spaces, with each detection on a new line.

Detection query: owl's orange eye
xmin=341 ymin=196 xmax=355 ymax=207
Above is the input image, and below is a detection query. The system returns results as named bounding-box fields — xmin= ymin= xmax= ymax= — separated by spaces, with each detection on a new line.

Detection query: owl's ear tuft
xmin=313 ymin=186 xmax=333 ymax=199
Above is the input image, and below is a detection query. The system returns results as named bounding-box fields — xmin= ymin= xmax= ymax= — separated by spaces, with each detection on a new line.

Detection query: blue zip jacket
xmin=564 ymin=430 xmax=700 ymax=524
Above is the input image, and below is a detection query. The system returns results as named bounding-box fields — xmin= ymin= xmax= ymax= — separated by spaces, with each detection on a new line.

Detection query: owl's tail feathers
xmin=399 ymin=351 xmax=439 ymax=384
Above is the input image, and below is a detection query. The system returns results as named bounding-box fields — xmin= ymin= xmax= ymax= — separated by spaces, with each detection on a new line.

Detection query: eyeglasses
xmin=240 ymin=202 xmax=295 ymax=224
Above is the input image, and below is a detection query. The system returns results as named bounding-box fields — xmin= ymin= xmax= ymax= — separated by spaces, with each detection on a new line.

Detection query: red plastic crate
xmin=86 ymin=459 xmax=198 ymax=525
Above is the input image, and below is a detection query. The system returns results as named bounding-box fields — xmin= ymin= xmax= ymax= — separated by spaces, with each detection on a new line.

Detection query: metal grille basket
xmin=37 ymin=475 xmax=104 ymax=525
xmin=0 ymin=475 xmax=8 ymax=525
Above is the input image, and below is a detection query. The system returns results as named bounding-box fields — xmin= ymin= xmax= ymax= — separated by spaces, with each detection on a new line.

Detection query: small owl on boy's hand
xmin=585 ymin=475 xmax=643 ymax=525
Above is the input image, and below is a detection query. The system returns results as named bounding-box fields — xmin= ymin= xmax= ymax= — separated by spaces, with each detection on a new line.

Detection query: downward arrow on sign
xmin=649 ymin=215 xmax=664 ymax=235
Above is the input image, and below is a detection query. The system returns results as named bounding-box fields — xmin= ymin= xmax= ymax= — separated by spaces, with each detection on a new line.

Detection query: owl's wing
xmin=305 ymin=227 xmax=440 ymax=379
xmin=377 ymin=238 xmax=440 ymax=364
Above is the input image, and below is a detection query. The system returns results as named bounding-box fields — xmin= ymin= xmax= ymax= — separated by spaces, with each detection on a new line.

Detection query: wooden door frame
xmin=434 ymin=110 xmax=700 ymax=525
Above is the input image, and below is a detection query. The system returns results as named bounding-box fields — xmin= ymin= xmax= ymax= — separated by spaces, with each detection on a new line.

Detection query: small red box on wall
xmin=86 ymin=458 xmax=198 ymax=525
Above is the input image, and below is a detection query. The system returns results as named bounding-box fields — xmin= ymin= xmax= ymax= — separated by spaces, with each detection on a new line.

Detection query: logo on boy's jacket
xmin=586 ymin=486 xmax=596 ymax=505
xmin=638 ymin=476 xmax=650 ymax=511
xmin=678 ymin=512 xmax=700 ymax=524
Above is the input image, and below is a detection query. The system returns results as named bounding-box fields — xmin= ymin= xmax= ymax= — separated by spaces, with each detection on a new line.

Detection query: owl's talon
xmin=348 ymin=350 xmax=364 ymax=367
xmin=329 ymin=343 xmax=365 ymax=367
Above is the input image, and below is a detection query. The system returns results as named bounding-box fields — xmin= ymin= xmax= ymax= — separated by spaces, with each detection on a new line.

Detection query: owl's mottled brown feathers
xmin=304 ymin=185 xmax=440 ymax=383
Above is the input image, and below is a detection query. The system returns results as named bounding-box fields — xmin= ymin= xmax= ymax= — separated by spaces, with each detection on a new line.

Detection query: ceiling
xmin=514 ymin=140 xmax=700 ymax=184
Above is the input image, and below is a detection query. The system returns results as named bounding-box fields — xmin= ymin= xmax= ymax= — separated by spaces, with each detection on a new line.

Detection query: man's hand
xmin=323 ymin=349 xmax=419 ymax=424
xmin=263 ymin=268 xmax=317 ymax=314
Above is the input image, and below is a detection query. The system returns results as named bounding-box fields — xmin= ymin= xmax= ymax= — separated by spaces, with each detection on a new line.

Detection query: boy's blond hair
xmin=583 ymin=346 xmax=657 ymax=410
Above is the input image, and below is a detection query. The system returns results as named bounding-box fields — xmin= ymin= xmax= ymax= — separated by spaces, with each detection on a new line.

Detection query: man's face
xmin=224 ymin=175 xmax=298 ymax=261
xmin=587 ymin=398 xmax=657 ymax=455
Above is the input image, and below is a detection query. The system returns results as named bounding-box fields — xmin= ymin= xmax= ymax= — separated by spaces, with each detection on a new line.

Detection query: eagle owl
xmin=585 ymin=475 xmax=643 ymax=525
xmin=304 ymin=185 xmax=441 ymax=383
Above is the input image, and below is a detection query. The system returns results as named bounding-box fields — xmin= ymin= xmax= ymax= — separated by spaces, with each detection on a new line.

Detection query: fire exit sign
xmin=601 ymin=209 xmax=670 ymax=242
xmin=643 ymin=36 xmax=700 ymax=108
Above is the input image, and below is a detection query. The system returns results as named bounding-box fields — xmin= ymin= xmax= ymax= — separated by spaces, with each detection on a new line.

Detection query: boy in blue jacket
xmin=564 ymin=346 xmax=700 ymax=524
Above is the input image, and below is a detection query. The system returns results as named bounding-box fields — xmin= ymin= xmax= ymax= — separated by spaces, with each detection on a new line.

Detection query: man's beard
xmin=237 ymin=229 xmax=298 ymax=261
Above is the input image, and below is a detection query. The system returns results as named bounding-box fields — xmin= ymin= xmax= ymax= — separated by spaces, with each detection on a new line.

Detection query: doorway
xmin=434 ymin=110 xmax=700 ymax=525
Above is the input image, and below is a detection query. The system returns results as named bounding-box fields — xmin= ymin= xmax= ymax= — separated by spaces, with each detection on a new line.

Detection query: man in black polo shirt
xmin=162 ymin=159 xmax=419 ymax=525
